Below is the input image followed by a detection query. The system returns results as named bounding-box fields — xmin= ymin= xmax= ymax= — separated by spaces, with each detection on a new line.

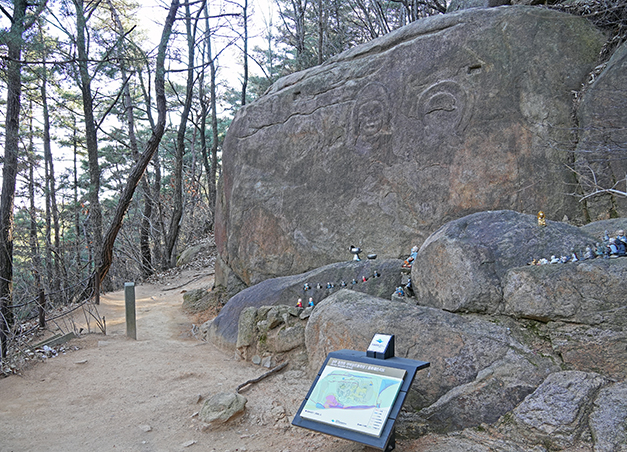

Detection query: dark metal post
xmin=125 ymin=282 xmax=136 ymax=340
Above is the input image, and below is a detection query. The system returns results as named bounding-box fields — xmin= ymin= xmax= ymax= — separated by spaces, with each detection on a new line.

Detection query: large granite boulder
xmin=412 ymin=210 xmax=596 ymax=313
xmin=502 ymin=259 xmax=627 ymax=326
xmin=304 ymin=290 xmax=558 ymax=434
xmin=447 ymin=0 xmax=511 ymax=13
xmin=580 ymin=217 xmax=627 ymax=240
xmin=216 ymin=6 xmax=605 ymax=287
xmin=202 ymin=259 xmax=403 ymax=351
xmin=575 ymin=40 xmax=627 ymax=221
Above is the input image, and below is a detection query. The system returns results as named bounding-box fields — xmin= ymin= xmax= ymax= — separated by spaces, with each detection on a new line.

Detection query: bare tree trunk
xmin=241 ymin=0 xmax=249 ymax=106
xmin=74 ymin=0 xmax=103 ymax=273
xmin=138 ymin=68 xmax=165 ymax=271
xmin=165 ymin=0 xmax=202 ymax=266
xmin=199 ymin=20 xmax=211 ymax=212
xmin=28 ymin=119 xmax=43 ymax=294
xmin=0 ymin=0 xmax=29 ymax=359
xmin=40 ymin=48 xmax=61 ymax=300
xmin=317 ymin=0 xmax=324 ymax=65
xmin=208 ymin=18 xmax=219 ymax=213
xmin=73 ymin=121 xmax=81 ymax=277
xmin=97 ymin=0 xmax=181 ymax=282
xmin=108 ymin=0 xmax=154 ymax=277
xmin=154 ymin=151 xmax=167 ymax=270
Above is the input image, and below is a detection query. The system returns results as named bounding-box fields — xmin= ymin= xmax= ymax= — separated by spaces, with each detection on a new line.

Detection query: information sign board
xmin=300 ymin=357 xmax=406 ymax=437
xmin=292 ymin=349 xmax=430 ymax=451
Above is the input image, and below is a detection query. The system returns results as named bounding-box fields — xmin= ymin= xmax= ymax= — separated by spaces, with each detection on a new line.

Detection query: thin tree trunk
xmin=0 ymin=0 xmax=29 ymax=360
xmin=74 ymin=0 xmax=103 ymax=274
xmin=138 ymin=68 xmax=165 ymax=270
xmin=165 ymin=0 xmax=201 ymax=266
xmin=73 ymin=121 xmax=81 ymax=276
xmin=317 ymin=0 xmax=323 ymax=65
xmin=108 ymin=0 xmax=154 ymax=277
xmin=28 ymin=119 xmax=43 ymax=293
xmin=241 ymin=0 xmax=248 ymax=106
xmin=199 ymin=20 xmax=211 ymax=210
xmin=200 ymin=1 xmax=215 ymax=227
xmin=97 ymin=0 xmax=180 ymax=282
xmin=208 ymin=19 xmax=219 ymax=213
xmin=40 ymin=49 xmax=61 ymax=299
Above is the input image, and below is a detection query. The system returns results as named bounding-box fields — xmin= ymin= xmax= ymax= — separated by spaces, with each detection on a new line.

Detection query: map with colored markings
xmin=300 ymin=358 xmax=406 ymax=437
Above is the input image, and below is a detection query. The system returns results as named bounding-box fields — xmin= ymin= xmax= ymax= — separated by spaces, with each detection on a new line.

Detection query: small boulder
xmin=199 ymin=392 xmax=247 ymax=426
xmin=269 ymin=324 xmax=306 ymax=353
xmin=236 ymin=307 xmax=258 ymax=349
xmin=182 ymin=288 xmax=212 ymax=313
xmin=177 ymin=243 xmax=212 ymax=267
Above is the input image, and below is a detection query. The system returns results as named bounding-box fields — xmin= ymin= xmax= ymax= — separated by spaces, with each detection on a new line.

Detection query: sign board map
xmin=299 ymin=358 xmax=406 ymax=437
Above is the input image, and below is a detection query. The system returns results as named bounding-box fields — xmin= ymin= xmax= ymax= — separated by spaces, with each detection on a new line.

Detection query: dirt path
xmin=0 ymin=270 xmax=376 ymax=452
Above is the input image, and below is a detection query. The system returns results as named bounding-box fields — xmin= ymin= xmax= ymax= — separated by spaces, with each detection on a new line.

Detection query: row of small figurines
xmin=302 ymin=271 xmax=381 ymax=292
xmin=297 ymin=271 xmax=383 ymax=306
xmin=528 ymin=231 xmax=627 ymax=265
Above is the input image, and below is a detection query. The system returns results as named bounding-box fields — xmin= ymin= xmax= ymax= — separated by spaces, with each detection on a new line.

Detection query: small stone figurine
xmin=617 ymin=239 xmax=627 ymax=256
xmin=349 ymin=245 xmax=362 ymax=261
xmin=537 ymin=211 xmax=546 ymax=227
xmin=402 ymin=246 xmax=419 ymax=268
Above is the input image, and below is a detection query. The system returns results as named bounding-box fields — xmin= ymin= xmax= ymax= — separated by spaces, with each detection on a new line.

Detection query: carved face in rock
xmin=416 ymin=80 xmax=469 ymax=138
xmin=357 ymin=99 xmax=386 ymax=136
xmin=353 ymin=82 xmax=391 ymax=139
xmin=351 ymin=82 xmax=392 ymax=159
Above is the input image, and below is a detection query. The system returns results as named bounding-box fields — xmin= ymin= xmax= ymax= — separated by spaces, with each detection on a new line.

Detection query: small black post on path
xmin=125 ymin=282 xmax=136 ymax=340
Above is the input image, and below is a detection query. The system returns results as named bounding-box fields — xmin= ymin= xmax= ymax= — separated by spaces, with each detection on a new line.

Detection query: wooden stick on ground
xmin=236 ymin=361 xmax=289 ymax=393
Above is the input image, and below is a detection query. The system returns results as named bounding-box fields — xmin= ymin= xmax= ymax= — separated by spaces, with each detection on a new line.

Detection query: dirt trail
xmin=0 ymin=269 xmax=375 ymax=452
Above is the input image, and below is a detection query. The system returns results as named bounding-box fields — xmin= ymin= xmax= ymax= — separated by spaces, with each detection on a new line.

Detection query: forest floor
xmin=0 ymin=263 xmax=430 ymax=452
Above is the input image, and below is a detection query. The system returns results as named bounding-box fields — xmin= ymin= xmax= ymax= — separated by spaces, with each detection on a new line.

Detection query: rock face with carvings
xmin=215 ymin=6 xmax=605 ymax=289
